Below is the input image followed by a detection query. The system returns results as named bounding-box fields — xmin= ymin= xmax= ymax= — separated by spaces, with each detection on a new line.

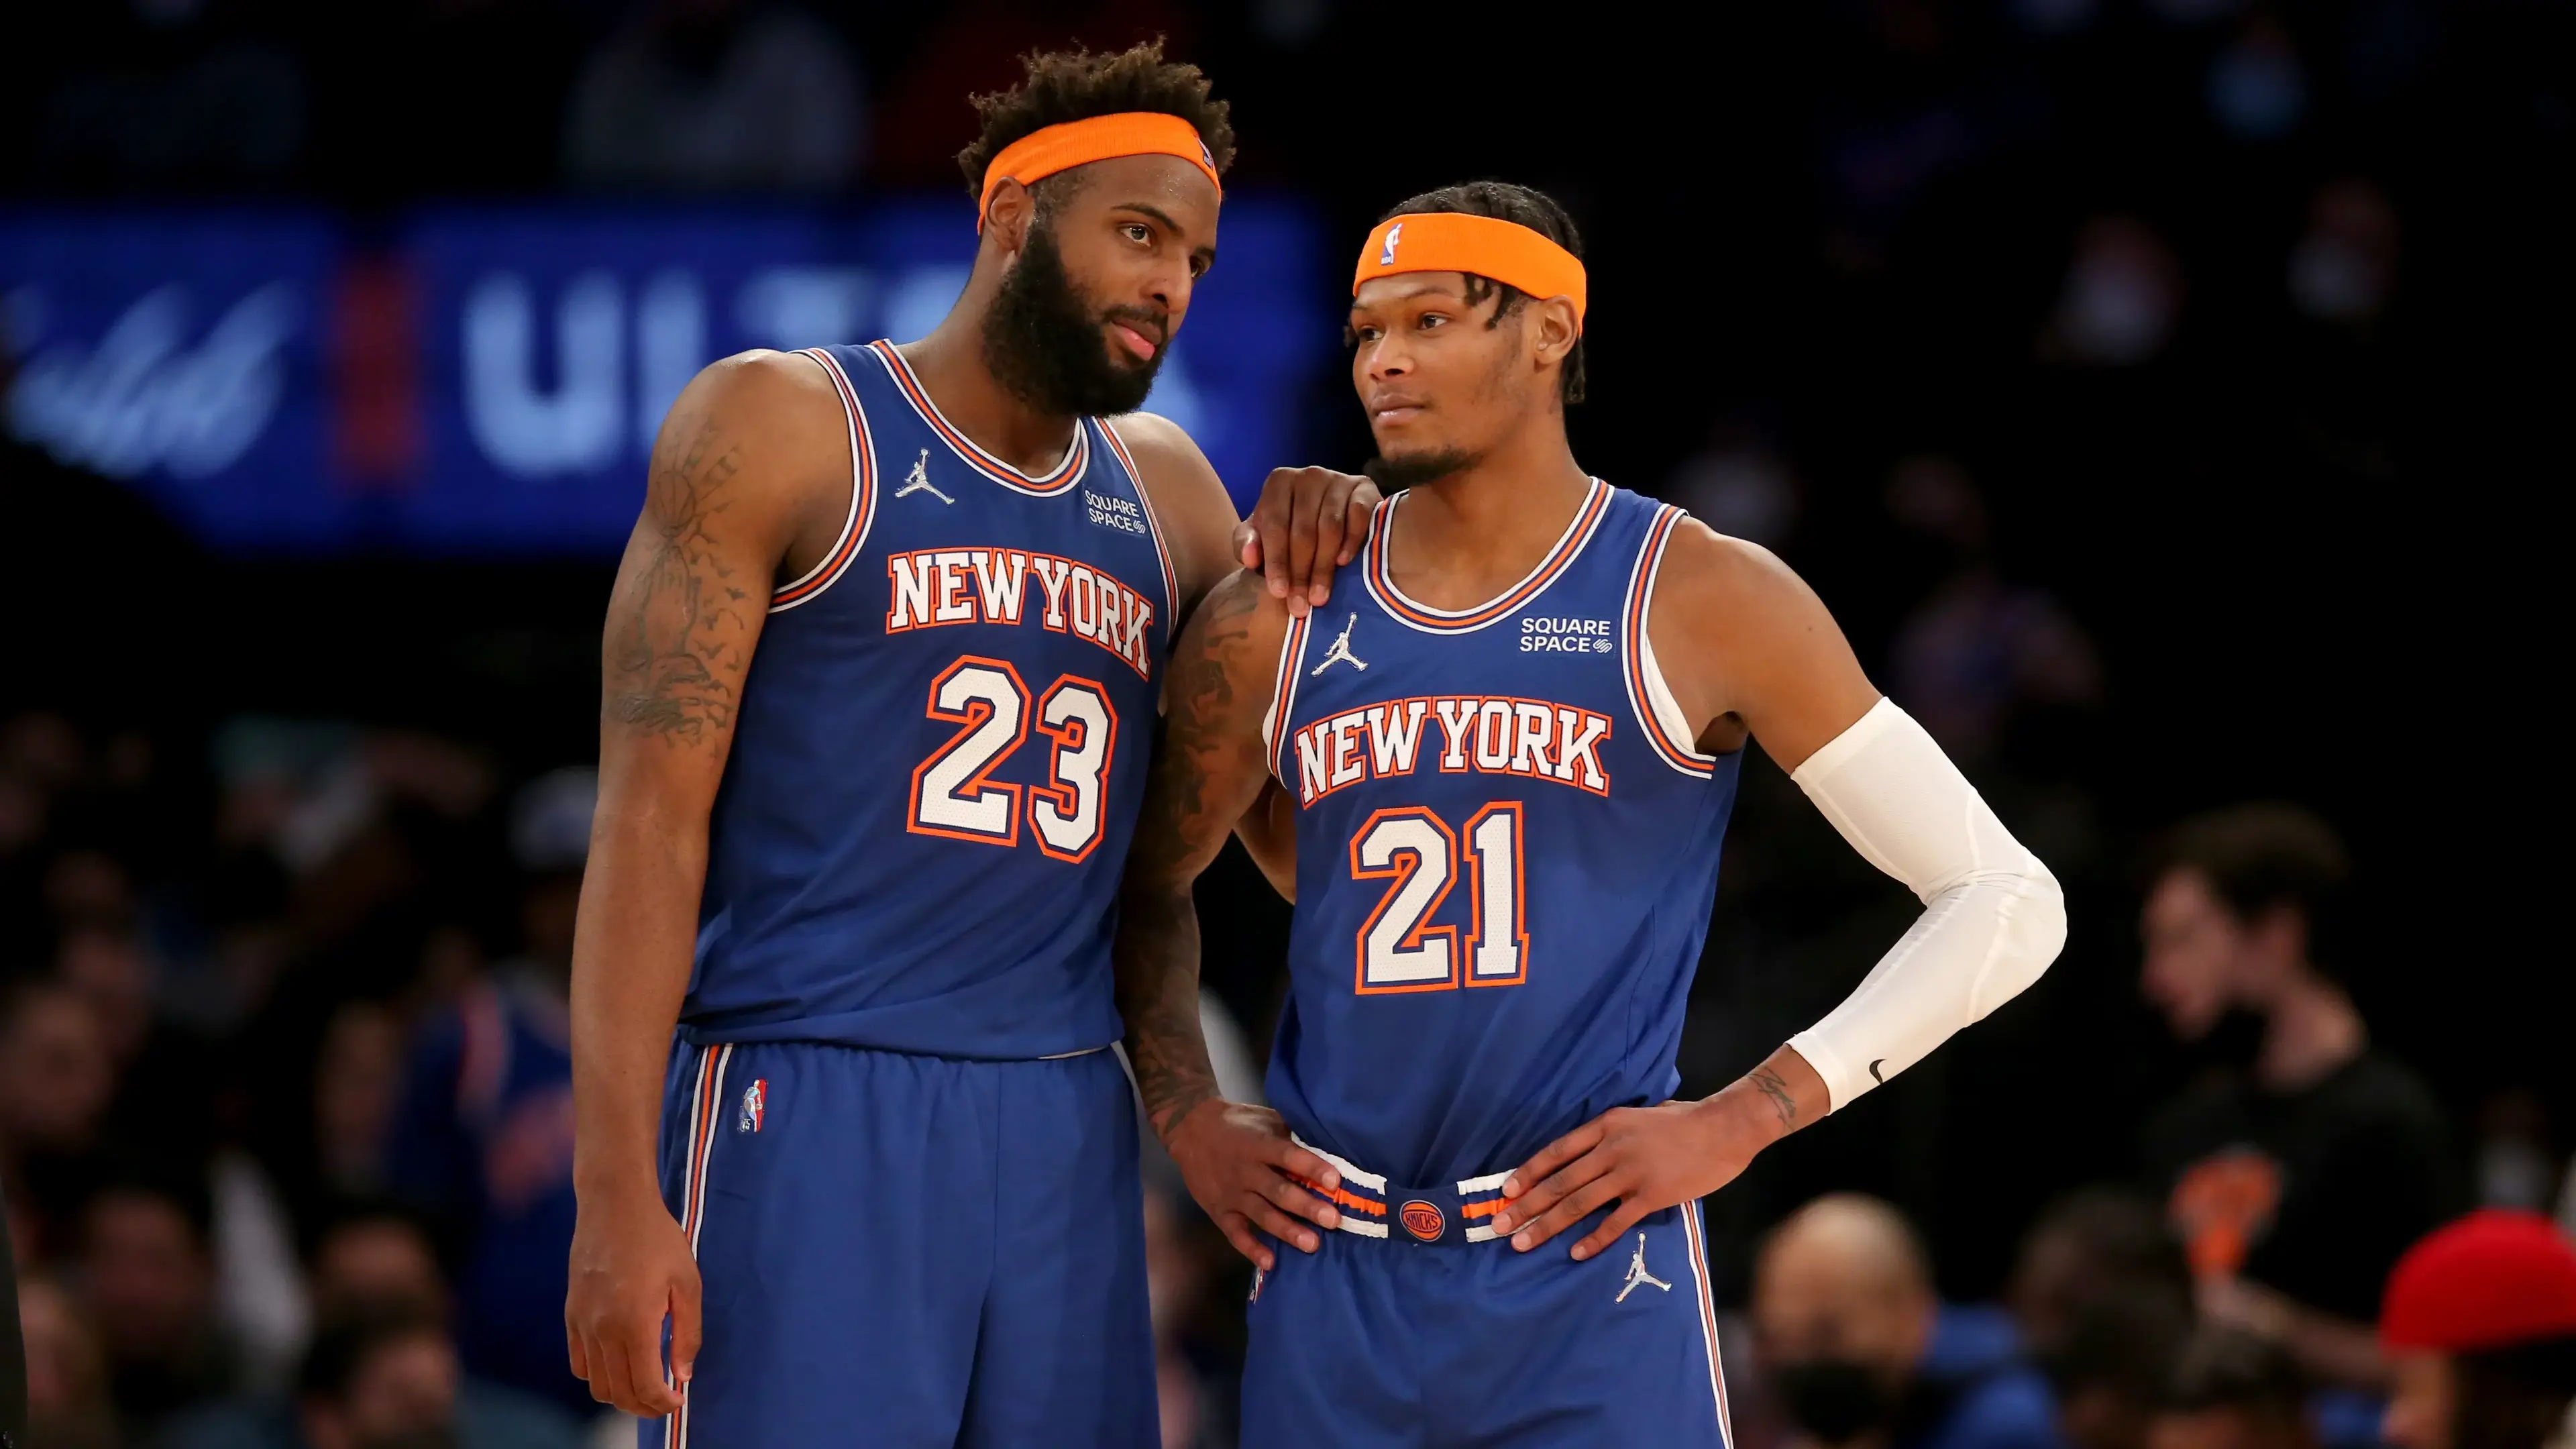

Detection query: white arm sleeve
xmin=1782 ymin=698 xmax=2068 ymax=1112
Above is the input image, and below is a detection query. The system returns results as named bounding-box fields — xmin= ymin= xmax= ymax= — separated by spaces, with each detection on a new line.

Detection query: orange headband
xmin=1353 ymin=212 xmax=1588 ymax=327
xmin=978 ymin=113 xmax=1222 ymax=230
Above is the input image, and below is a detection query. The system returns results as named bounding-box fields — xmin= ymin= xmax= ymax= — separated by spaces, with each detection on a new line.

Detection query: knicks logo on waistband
xmin=1400 ymin=1199 xmax=1445 ymax=1242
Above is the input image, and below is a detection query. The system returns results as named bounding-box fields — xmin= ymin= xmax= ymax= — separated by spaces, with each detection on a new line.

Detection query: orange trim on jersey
xmin=1460 ymin=1197 xmax=1505 ymax=1220
xmin=1460 ymin=801 xmax=1531 ymax=988
xmin=1293 ymin=1175 xmax=1390 ymax=1218
xmin=1684 ymin=1202 xmax=1735 ymax=1444
xmin=773 ymin=349 xmax=878 ymax=610
xmin=906 ymin=657 xmax=1032 ymax=849
xmin=1266 ymin=612 xmax=1311 ymax=787
xmin=1623 ymin=506 xmax=1719 ymax=777
xmin=1028 ymin=676 xmax=1118 ymax=864
xmin=1093 ymin=418 xmax=1179 ymax=637
xmin=1350 ymin=806 xmax=1461 ymax=995
xmin=1364 ymin=478 xmax=1611 ymax=632
xmin=867 ymin=340 xmax=1087 ymax=496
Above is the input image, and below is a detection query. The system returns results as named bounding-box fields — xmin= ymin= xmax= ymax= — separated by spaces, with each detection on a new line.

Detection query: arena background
xmin=4 ymin=2 xmax=2570 ymax=1445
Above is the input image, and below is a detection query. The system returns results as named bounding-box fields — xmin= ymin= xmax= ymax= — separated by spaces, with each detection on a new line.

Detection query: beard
xmin=981 ymin=219 xmax=1166 ymax=417
xmin=1364 ymin=446 xmax=1479 ymax=492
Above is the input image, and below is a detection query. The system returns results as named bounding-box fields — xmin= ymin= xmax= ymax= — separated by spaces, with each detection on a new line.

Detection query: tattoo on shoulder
xmin=1748 ymin=1066 xmax=1799 ymax=1127
xmin=605 ymin=410 xmax=755 ymax=748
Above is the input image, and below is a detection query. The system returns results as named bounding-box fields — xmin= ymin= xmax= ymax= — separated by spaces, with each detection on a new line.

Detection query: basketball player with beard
xmin=1113 ymin=181 xmax=2070 ymax=1444
xmin=563 ymin=44 xmax=1366 ymax=1446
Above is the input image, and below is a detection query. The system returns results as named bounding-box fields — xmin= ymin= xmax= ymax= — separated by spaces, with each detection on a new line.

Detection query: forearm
xmin=1784 ymin=700 xmax=2066 ymax=1109
xmin=570 ymin=802 xmax=708 ymax=1203
xmin=1114 ymin=883 xmax=1222 ymax=1144
xmin=1688 ymin=1043 xmax=1832 ymax=1161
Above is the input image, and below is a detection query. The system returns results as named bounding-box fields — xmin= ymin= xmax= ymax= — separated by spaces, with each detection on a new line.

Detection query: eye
xmin=1120 ymin=223 xmax=1152 ymax=245
xmin=1418 ymin=313 xmax=1448 ymax=330
xmin=1352 ymin=324 xmax=1383 ymax=343
xmin=1188 ymin=256 xmax=1209 ymax=278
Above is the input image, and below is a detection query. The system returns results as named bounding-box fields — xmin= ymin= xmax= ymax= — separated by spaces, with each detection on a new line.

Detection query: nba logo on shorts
xmin=1399 ymin=1199 xmax=1444 ymax=1242
xmin=1379 ymin=223 xmax=1405 ymax=266
xmin=739 ymin=1079 xmax=767 ymax=1134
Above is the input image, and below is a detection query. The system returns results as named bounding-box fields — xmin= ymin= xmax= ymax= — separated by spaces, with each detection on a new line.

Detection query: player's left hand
xmin=1487 ymin=1099 xmax=1768 ymax=1260
xmin=1233 ymin=467 xmax=1381 ymax=618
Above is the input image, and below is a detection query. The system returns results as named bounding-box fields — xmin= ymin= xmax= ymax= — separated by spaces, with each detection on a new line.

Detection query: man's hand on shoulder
xmin=1236 ymin=466 xmax=1381 ymax=618
xmin=1164 ymin=1098 xmax=1346 ymax=1272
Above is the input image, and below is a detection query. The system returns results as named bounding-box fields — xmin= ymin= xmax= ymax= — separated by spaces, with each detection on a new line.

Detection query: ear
xmin=983 ymin=178 xmax=1037 ymax=258
xmin=1528 ymin=294 xmax=1580 ymax=372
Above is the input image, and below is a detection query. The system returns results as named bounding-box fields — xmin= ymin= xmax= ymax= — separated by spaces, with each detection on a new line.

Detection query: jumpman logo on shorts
xmin=896 ymin=448 xmax=953 ymax=504
xmin=1616 ymin=1233 xmax=1672 ymax=1303
xmin=1311 ymin=612 xmax=1368 ymax=675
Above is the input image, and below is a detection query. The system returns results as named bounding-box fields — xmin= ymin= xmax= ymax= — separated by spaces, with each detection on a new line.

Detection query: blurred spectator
xmin=2041 ymin=219 xmax=2184 ymax=367
xmin=561 ymin=0 xmax=865 ymax=193
xmin=18 ymin=1275 xmax=117 ymax=1449
xmin=2378 ymin=1212 xmax=2576 ymax=1449
xmin=162 ymin=1209 xmax=583 ymax=1448
xmin=1884 ymin=457 xmax=2102 ymax=770
xmin=2288 ymin=182 xmax=2400 ymax=328
xmin=382 ymin=772 xmax=590 ymax=1413
xmin=2010 ymin=1188 xmax=2195 ymax=1372
xmin=2045 ymin=1287 xmax=2195 ymax=1449
xmin=1143 ymin=1181 xmax=1224 ymax=1449
xmin=2150 ymin=1328 xmax=2314 ymax=1449
xmin=2473 ymin=1094 xmax=2559 ymax=1216
xmin=161 ymin=1301 xmax=455 ymax=1449
xmin=2138 ymin=804 xmax=2455 ymax=1389
xmin=81 ymin=1173 xmax=237 ymax=1438
xmin=312 ymin=1005 xmax=407 ymax=1202
xmin=1753 ymin=1193 xmax=2059 ymax=1449
xmin=0 ymin=982 xmax=117 ymax=1259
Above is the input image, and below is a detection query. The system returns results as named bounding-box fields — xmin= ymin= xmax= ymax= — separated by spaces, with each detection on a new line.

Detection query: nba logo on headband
xmin=1379 ymin=223 xmax=1405 ymax=267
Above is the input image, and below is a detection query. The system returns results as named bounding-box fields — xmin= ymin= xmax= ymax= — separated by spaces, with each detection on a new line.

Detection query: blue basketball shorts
xmin=1240 ymin=1146 xmax=1734 ymax=1448
xmin=642 ymin=1039 xmax=1155 ymax=1448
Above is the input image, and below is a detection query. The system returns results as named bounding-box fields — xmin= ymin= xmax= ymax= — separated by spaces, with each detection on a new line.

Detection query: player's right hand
xmin=566 ymin=1189 xmax=700 ymax=1417
xmin=1165 ymin=1097 xmax=1345 ymax=1271
xmin=1234 ymin=466 xmax=1380 ymax=619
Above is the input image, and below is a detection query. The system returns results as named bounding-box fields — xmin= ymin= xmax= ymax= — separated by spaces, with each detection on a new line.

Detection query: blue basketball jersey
xmin=1263 ymin=480 xmax=1741 ymax=1186
xmin=680 ymin=341 xmax=1176 ymax=1060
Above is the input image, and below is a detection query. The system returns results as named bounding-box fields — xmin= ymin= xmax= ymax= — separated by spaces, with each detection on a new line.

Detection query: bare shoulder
xmin=1107 ymin=412 xmax=1238 ymax=600
xmin=1646 ymin=515 xmax=1878 ymax=769
xmin=1167 ymin=566 xmax=1293 ymax=729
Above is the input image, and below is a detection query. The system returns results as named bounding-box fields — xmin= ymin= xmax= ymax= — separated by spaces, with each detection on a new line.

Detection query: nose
xmin=1362 ymin=335 xmax=1411 ymax=382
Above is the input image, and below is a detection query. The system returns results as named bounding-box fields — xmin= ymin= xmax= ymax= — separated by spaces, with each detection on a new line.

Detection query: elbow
xmin=1978 ymin=857 xmax=2068 ymax=1015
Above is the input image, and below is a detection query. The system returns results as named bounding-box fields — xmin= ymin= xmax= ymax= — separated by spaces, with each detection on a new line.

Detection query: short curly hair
xmin=1375 ymin=180 xmax=1588 ymax=405
xmin=957 ymin=41 xmax=1236 ymax=210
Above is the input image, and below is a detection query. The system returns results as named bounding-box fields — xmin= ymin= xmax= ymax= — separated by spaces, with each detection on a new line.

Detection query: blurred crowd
xmin=7 ymin=0 xmax=2571 ymax=1446
xmin=5 ymin=702 xmax=2575 ymax=1449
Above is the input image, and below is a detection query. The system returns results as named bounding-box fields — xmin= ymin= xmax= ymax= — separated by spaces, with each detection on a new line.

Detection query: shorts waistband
xmin=1290 ymin=1134 xmax=1512 ymax=1247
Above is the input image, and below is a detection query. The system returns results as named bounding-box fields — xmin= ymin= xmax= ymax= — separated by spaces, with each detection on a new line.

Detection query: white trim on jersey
xmin=1263 ymin=610 xmax=1313 ymax=788
xmin=770 ymin=349 xmax=877 ymax=612
xmin=1095 ymin=417 xmax=1180 ymax=641
xmin=1683 ymin=1199 xmax=1736 ymax=1446
xmin=1622 ymin=505 xmax=1722 ymax=777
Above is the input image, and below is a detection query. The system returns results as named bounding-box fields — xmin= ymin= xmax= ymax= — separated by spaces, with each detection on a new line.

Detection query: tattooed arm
xmin=1113 ymin=570 xmax=1343 ymax=1269
xmin=565 ymin=352 xmax=847 ymax=1415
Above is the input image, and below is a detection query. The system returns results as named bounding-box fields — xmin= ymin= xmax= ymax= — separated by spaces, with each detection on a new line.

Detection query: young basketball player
xmin=561 ymin=44 xmax=1371 ymax=1446
xmin=1114 ymin=181 xmax=2070 ymax=1445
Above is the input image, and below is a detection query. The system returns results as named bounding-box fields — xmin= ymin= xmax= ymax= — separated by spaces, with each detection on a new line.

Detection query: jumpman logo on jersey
xmin=1615 ymin=1233 xmax=1672 ymax=1303
xmin=1310 ymin=612 xmax=1368 ymax=676
xmin=896 ymin=448 xmax=953 ymax=504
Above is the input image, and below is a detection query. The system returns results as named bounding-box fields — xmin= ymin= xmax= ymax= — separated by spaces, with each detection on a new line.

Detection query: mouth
xmin=1108 ymin=319 xmax=1161 ymax=362
xmin=1368 ymin=396 xmax=1427 ymax=426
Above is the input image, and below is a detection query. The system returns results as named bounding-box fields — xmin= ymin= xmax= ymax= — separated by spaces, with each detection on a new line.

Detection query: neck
xmin=2255 ymin=969 xmax=2365 ymax=1091
xmin=896 ymin=288 xmax=1080 ymax=475
xmin=1385 ymin=414 xmax=1591 ymax=604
